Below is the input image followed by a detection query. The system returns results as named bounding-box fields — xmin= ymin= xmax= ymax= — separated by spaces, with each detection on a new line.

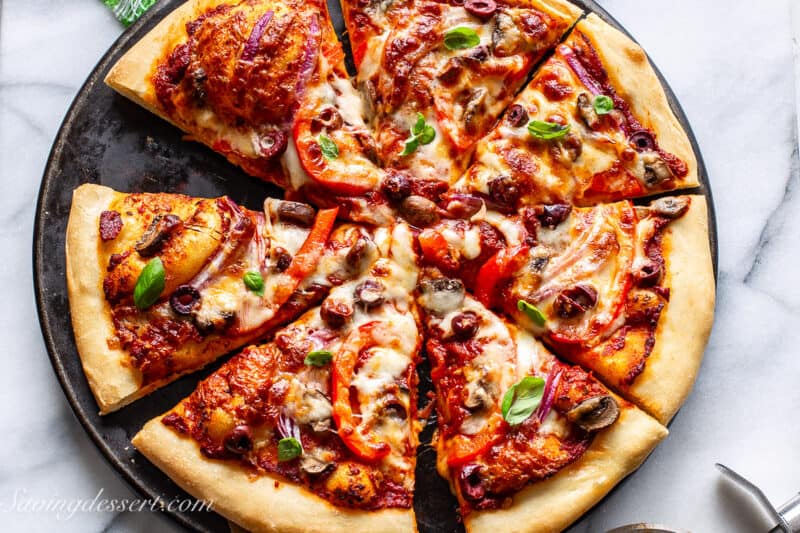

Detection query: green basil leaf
xmin=593 ymin=95 xmax=614 ymax=115
xmin=412 ymin=113 xmax=427 ymax=136
xmin=318 ymin=134 xmax=339 ymax=161
xmin=517 ymin=300 xmax=546 ymax=327
xmin=501 ymin=376 xmax=546 ymax=426
xmin=419 ymin=124 xmax=436 ymax=145
xmin=527 ymin=120 xmax=571 ymax=140
xmin=243 ymin=271 xmax=265 ymax=296
xmin=134 ymin=258 xmax=165 ymax=310
xmin=304 ymin=350 xmax=333 ymax=367
xmin=277 ymin=437 xmax=303 ymax=461
xmin=444 ymin=27 xmax=480 ymax=50
xmin=400 ymin=137 xmax=420 ymax=156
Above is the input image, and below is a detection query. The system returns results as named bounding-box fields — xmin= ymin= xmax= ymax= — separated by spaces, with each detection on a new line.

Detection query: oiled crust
xmin=459 ymin=404 xmax=667 ymax=533
xmin=576 ymin=14 xmax=699 ymax=189
xmin=133 ymin=419 xmax=417 ymax=533
xmin=627 ymin=195 xmax=715 ymax=424
xmin=66 ymin=184 xmax=143 ymax=413
xmin=526 ymin=0 xmax=583 ymax=25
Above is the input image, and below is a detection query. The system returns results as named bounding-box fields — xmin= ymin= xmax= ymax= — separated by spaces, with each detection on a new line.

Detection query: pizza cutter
xmin=606 ymin=464 xmax=800 ymax=533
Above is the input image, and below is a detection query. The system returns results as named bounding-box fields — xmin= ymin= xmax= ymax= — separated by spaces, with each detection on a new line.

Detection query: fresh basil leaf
xmin=517 ymin=300 xmax=546 ymax=327
xmin=593 ymin=95 xmax=614 ymax=115
xmin=277 ymin=437 xmax=303 ymax=461
xmin=304 ymin=350 xmax=333 ymax=367
xmin=527 ymin=120 xmax=571 ymax=140
xmin=318 ymin=134 xmax=339 ymax=161
xmin=134 ymin=258 xmax=165 ymax=310
xmin=419 ymin=124 xmax=436 ymax=145
xmin=444 ymin=27 xmax=480 ymax=50
xmin=412 ymin=113 xmax=427 ymax=136
xmin=243 ymin=271 xmax=265 ymax=296
xmin=400 ymin=137 xmax=420 ymax=156
xmin=501 ymin=376 xmax=546 ymax=426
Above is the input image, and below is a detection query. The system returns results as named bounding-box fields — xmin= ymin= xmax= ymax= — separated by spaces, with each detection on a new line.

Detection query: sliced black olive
xmin=634 ymin=260 xmax=663 ymax=287
xmin=257 ymin=130 xmax=288 ymax=159
xmin=576 ymin=92 xmax=599 ymax=129
xmin=277 ymin=201 xmax=316 ymax=227
xmin=444 ymin=194 xmax=484 ymax=218
xmin=400 ymin=195 xmax=440 ymax=227
xmin=135 ymin=214 xmax=182 ymax=257
xmin=488 ymin=175 xmax=519 ymax=208
xmin=224 ymin=425 xmax=254 ymax=455
xmin=170 ymin=285 xmax=201 ymax=316
xmin=354 ymin=279 xmax=385 ymax=309
xmin=452 ymin=312 xmax=479 ymax=340
xmin=566 ymin=395 xmax=619 ymax=432
xmin=465 ymin=0 xmax=497 ymax=19
xmin=311 ymin=106 xmax=343 ymax=131
xmin=458 ymin=464 xmax=486 ymax=502
xmin=438 ymin=57 xmax=465 ymax=86
xmin=535 ymin=204 xmax=571 ymax=228
xmin=628 ymin=130 xmax=656 ymax=152
xmin=381 ymin=170 xmax=413 ymax=203
xmin=553 ymin=284 xmax=598 ymax=318
xmin=650 ymin=196 xmax=689 ymax=219
xmin=505 ymin=104 xmax=529 ymax=128
xmin=346 ymin=236 xmax=374 ymax=271
xmin=418 ymin=278 xmax=465 ymax=315
xmin=274 ymin=247 xmax=293 ymax=272
xmin=321 ymin=298 xmax=354 ymax=329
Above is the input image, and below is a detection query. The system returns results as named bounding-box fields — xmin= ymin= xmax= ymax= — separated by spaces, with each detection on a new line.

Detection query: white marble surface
xmin=1 ymin=0 xmax=798 ymax=531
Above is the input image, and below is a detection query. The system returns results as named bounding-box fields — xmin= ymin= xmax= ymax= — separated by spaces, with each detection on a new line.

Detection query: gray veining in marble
xmin=1 ymin=0 xmax=798 ymax=532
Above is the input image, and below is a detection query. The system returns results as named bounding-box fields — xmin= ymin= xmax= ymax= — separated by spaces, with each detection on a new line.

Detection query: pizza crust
xmin=451 ymin=403 xmax=667 ymax=533
xmin=575 ymin=14 xmax=699 ymax=190
xmin=133 ymin=418 xmax=418 ymax=533
xmin=627 ymin=195 xmax=715 ymax=424
xmin=528 ymin=0 xmax=583 ymax=26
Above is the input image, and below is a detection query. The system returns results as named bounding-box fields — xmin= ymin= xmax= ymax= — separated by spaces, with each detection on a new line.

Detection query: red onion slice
xmin=537 ymin=368 xmax=563 ymax=422
xmin=241 ymin=10 xmax=274 ymax=62
xmin=294 ymin=14 xmax=321 ymax=107
xmin=558 ymin=44 xmax=604 ymax=96
xmin=188 ymin=198 xmax=252 ymax=290
xmin=277 ymin=412 xmax=302 ymax=440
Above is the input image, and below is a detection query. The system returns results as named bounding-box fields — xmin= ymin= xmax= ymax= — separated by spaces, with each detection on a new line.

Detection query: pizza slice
xmin=342 ymin=0 xmax=582 ymax=184
xmin=132 ymin=223 xmax=422 ymax=532
xmin=416 ymin=277 xmax=667 ymax=532
xmin=105 ymin=0 xmax=393 ymax=224
xmin=417 ymin=195 xmax=714 ymax=423
xmin=453 ymin=13 xmax=699 ymax=208
xmin=67 ymin=183 xmax=377 ymax=413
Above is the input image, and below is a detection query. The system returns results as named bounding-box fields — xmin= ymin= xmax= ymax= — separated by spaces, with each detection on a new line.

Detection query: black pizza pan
xmin=33 ymin=1 xmax=717 ymax=531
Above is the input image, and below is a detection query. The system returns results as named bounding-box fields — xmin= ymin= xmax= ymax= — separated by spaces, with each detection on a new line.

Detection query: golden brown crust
xmin=626 ymin=195 xmax=715 ymax=424
xmin=576 ymin=14 xmax=699 ymax=190
xmin=133 ymin=419 xmax=417 ymax=533
xmin=457 ymin=404 xmax=667 ymax=533
xmin=526 ymin=0 xmax=583 ymax=25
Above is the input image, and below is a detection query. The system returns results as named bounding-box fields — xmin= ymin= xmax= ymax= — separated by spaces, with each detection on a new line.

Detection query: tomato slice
xmin=332 ymin=321 xmax=393 ymax=462
xmin=292 ymin=96 xmax=383 ymax=196
xmin=475 ymin=244 xmax=530 ymax=308
xmin=445 ymin=412 xmax=506 ymax=467
xmin=418 ymin=229 xmax=460 ymax=272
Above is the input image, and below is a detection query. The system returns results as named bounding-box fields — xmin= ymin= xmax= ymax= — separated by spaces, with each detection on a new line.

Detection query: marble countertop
xmin=1 ymin=0 xmax=798 ymax=531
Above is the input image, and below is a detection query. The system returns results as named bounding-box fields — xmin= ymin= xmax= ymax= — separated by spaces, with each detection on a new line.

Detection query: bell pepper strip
xmin=445 ymin=412 xmax=506 ymax=467
xmin=332 ymin=321 xmax=393 ymax=462
xmin=475 ymin=244 xmax=530 ymax=308
xmin=418 ymin=229 xmax=460 ymax=272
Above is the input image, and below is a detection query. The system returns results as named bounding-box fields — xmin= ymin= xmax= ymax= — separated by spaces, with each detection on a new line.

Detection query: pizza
xmin=63 ymin=0 xmax=716 ymax=531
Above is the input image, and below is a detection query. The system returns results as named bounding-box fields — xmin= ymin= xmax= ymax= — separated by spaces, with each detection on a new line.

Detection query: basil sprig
xmin=243 ymin=271 xmax=265 ymax=296
xmin=318 ymin=134 xmax=339 ymax=160
xmin=517 ymin=300 xmax=546 ymax=327
xmin=444 ymin=26 xmax=480 ymax=50
xmin=527 ymin=120 xmax=571 ymax=140
xmin=400 ymin=113 xmax=436 ymax=156
xmin=304 ymin=350 xmax=333 ymax=367
xmin=277 ymin=437 xmax=303 ymax=461
xmin=593 ymin=95 xmax=614 ymax=115
xmin=134 ymin=258 xmax=165 ymax=310
xmin=501 ymin=376 xmax=546 ymax=426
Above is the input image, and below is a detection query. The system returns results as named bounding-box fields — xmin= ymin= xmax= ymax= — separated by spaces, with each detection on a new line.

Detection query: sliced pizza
xmin=453 ymin=13 xmax=699 ymax=208
xmin=417 ymin=195 xmax=714 ymax=423
xmin=67 ymin=183 xmax=375 ymax=413
xmin=342 ymin=0 xmax=582 ymax=184
xmin=132 ymin=223 xmax=422 ymax=532
xmin=105 ymin=0 xmax=393 ymax=224
xmin=416 ymin=278 xmax=667 ymax=532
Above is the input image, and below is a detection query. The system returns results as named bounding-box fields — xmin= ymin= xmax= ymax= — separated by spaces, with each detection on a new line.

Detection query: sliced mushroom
xmin=135 ymin=214 xmax=182 ymax=257
xmin=296 ymin=388 xmax=334 ymax=433
xmin=354 ymin=279 xmax=385 ymax=309
xmin=566 ymin=395 xmax=619 ymax=431
xmin=650 ymin=196 xmax=689 ymax=219
xmin=641 ymin=152 xmax=674 ymax=186
xmin=462 ymin=87 xmax=488 ymax=135
xmin=576 ymin=92 xmax=600 ymax=129
xmin=346 ymin=235 xmax=376 ymax=272
xmin=438 ymin=57 xmax=465 ymax=87
xmin=464 ymin=378 xmax=495 ymax=411
xmin=418 ymin=278 xmax=465 ymax=315
xmin=300 ymin=451 xmax=333 ymax=475
xmin=492 ymin=12 xmax=524 ymax=57
xmin=277 ymin=201 xmax=316 ymax=227
xmin=551 ymin=130 xmax=583 ymax=164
